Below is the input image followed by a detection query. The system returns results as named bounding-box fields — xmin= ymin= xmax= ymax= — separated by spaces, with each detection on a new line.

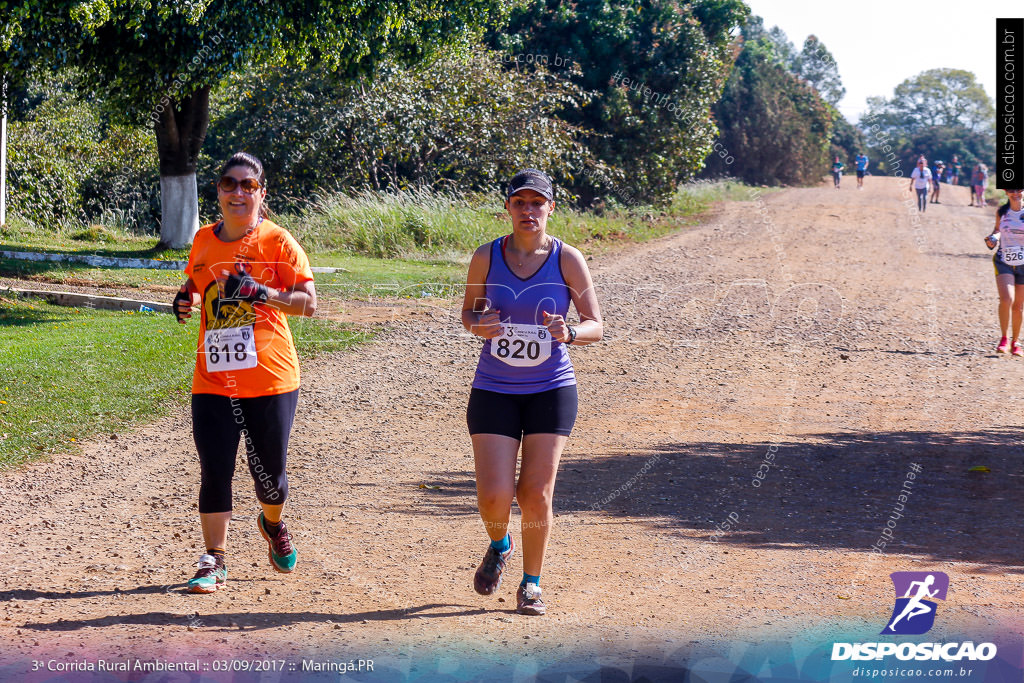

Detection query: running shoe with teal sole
xmin=258 ymin=512 xmax=297 ymax=573
xmin=187 ymin=554 xmax=227 ymax=593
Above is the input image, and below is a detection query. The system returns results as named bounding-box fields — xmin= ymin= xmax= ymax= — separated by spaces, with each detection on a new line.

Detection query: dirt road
xmin=1 ymin=177 xmax=1021 ymax=681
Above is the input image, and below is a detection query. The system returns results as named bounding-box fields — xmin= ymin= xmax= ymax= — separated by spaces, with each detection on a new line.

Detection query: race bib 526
xmin=1002 ymin=246 xmax=1024 ymax=266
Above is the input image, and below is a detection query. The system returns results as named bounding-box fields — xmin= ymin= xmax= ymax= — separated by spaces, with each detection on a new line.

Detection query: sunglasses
xmin=217 ymin=176 xmax=263 ymax=193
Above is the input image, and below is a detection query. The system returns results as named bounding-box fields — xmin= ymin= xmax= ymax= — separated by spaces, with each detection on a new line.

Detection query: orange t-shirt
xmin=185 ymin=219 xmax=314 ymax=398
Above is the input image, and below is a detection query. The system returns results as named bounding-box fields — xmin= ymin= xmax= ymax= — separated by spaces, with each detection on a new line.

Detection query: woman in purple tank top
xmin=460 ymin=169 xmax=603 ymax=616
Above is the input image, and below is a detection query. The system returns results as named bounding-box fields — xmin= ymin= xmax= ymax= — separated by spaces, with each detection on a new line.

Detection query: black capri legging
xmin=192 ymin=390 xmax=299 ymax=513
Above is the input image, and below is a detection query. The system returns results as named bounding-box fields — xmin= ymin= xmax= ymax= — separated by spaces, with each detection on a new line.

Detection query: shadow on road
xmin=21 ymin=604 xmax=488 ymax=632
xmin=0 ymin=585 xmax=176 ymax=603
xmin=404 ymin=428 xmax=1023 ymax=572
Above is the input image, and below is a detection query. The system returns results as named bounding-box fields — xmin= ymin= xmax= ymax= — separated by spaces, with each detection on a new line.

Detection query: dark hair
xmin=220 ymin=152 xmax=268 ymax=217
xmin=220 ymin=152 xmax=266 ymax=185
xmin=999 ymin=202 xmax=1011 ymax=216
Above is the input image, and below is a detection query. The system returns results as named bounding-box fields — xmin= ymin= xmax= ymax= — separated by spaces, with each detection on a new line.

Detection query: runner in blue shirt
xmin=854 ymin=152 xmax=869 ymax=190
xmin=461 ymin=169 xmax=603 ymax=616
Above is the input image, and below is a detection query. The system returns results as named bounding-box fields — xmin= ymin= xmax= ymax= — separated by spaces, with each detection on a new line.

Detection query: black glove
xmin=223 ymin=264 xmax=269 ymax=303
xmin=172 ymin=286 xmax=192 ymax=323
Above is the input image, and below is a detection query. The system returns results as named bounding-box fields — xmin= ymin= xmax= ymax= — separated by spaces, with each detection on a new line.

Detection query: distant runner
xmin=972 ymin=164 xmax=989 ymax=207
xmin=930 ymin=161 xmax=944 ymax=204
xmin=909 ymin=158 xmax=932 ymax=212
xmin=831 ymin=156 xmax=844 ymax=189
xmin=462 ymin=169 xmax=603 ymax=615
xmin=949 ymin=154 xmax=962 ymax=186
xmin=854 ymin=152 xmax=869 ymax=190
xmin=173 ymin=152 xmax=317 ymax=593
xmin=986 ymin=188 xmax=1024 ymax=355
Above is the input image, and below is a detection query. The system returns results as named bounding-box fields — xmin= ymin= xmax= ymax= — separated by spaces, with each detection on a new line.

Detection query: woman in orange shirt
xmin=173 ymin=152 xmax=317 ymax=593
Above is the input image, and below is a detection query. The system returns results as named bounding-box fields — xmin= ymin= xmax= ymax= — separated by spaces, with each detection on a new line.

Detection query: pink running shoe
xmin=1013 ymin=343 xmax=1023 ymax=357
xmin=997 ymin=337 xmax=1010 ymax=353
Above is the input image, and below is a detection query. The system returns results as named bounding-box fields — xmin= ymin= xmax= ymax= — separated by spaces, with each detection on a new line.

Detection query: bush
xmin=7 ymin=94 xmax=97 ymax=227
xmin=6 ymin=71 xmax=160 ymax=233
xmin=278 ymin=188 xmax=506 ymax=259
xmin=202 ymin=48 xmax=591 ymax=216
xmin=79 ymin=127 xmax=161 ymax=234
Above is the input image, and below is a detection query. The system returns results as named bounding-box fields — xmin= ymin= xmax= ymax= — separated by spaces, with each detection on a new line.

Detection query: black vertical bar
xmin=997 ymin=18 xmax=1024 ymax=189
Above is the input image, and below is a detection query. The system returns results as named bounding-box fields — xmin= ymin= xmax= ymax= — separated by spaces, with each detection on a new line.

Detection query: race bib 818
xmin=204 ymin=325 xmax=257 ymax=372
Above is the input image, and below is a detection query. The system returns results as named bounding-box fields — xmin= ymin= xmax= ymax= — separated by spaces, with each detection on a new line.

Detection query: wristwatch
xmin=566 ymin=326 xmax=577 ymax=344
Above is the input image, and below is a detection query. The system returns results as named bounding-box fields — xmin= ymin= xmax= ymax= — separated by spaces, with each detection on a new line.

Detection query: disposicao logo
xmin=831 ymin=571 xmax=998 ymax=663
xmin=882 ymin=571 xmax=948 ymax=635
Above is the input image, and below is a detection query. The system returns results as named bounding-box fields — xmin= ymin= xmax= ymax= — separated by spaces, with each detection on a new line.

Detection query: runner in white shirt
xmin=985 ymin=189 xmax=1024 ymax=355
xmin=908 ymin=158 xmax=932 ymax=212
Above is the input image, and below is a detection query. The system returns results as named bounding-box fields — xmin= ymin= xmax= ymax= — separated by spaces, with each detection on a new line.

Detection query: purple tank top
xmin=471 ymin=236 xmax=576 ymax=394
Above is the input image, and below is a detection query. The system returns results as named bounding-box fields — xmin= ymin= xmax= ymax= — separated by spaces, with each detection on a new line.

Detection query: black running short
xmin=466 ymin=385 xmax=578 ymax=440
xmin=994 ymin=253 xmax=1024 ymax=284
xmin=856 ymin=170 xmax=865 ymax=179
xmin=192 ymin=390 xmax=298 ymax=513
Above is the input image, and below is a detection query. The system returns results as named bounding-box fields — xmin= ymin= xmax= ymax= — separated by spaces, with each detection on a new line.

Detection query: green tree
xmin=737 ymin=16 xmax=796 ymax=67
xmin=1 ymin=1 xmax=73 ymax=227
xmin=829 ymin=113 xmax=865 ymax=166
xmin=766 ymin=26 xmax=797 ymax=65
xmin=4 ymin=70 xmax=160 ymax=230
xmin=706 ymin=18 xmax=849 ymax=181
xmin=861 ymin=68 xmax=994 ymax=177
xmin=793 ymin=35 xmax=845 ymax=106
xmin=1 ymin=3 xmax=74 ymax=87
xmin=487 ymin=0 xmax=748 ymax=204
xmin=705 ymin=34 xmax=833 ymax=185
xmin=7 ymin=1 xmax=505 ymax=246
xmin=864 ymin=69 xmax=994 ymax=135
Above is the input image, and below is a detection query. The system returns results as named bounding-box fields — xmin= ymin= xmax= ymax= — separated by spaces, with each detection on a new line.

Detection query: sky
xmin=743 ymin=0 xmax=1021 ymax=123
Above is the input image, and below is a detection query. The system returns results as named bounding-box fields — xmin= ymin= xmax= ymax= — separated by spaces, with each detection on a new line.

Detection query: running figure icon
xmin=881 ymin=571 xmax=949 ymax=635
xmin=885 ymin=575 xmax=938 ymax=632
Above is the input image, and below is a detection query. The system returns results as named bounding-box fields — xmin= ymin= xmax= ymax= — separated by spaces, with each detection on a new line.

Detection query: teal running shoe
xmin=258 ymin=512 xmax=297 ymax=573
xmin=187 ymin=554 xmax=227 ymax=593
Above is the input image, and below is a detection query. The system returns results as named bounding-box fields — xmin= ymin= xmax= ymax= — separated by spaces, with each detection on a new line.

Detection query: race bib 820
xmin=490 ymin=324 xmax=552 ymax=367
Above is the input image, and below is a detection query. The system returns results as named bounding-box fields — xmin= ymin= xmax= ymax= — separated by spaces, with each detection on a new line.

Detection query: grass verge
xmin=1 ymin=180 xmax=752 ymax=294
xmin=280 ymin=179 xmax=750 ymax=260
xmin=0 ymin=254 xmax=466 ymax=300
xmin=0 ymin=297 xmax=370 ymax=468
xmin=0 ymin=215 xmax=191 ymax=261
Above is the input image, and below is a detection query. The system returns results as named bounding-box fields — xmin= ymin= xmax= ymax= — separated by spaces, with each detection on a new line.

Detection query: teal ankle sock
xmin=490 ymin=533 xmax=511 ymax=554
xmin=522 ymin=573 xmax=540 ymax=587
